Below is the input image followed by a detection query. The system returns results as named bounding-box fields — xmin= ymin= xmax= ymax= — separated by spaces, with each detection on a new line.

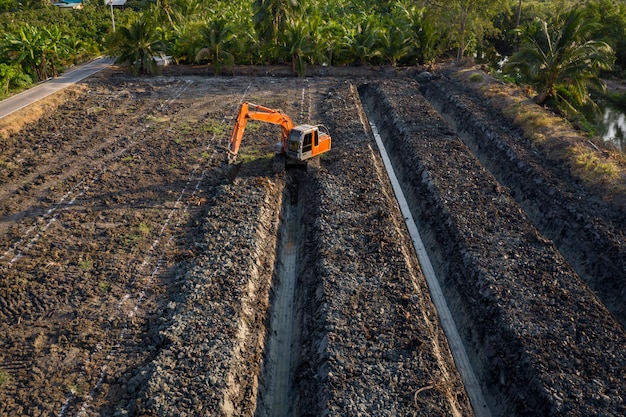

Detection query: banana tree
xmin=0 ymin=63 xmax=32 ymax=96
xmin=42 ymin=24 xmax=70 ymax=77
xmin=1 ymin=24 xmax=46 ymax=80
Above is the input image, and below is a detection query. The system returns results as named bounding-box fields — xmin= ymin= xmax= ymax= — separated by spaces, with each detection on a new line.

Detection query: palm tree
xmin=381 ymin=13 xmax=412 ymax=66
xmin=149 ymin=0 xmax=183 ymax=31
xmin=347 ymin=15 xmax=383 ymax=66
xmin=281 ymin=17 xmax=312 ymax=76
xmin=109 ymin=14 xmax=165 ymax=75
xmin=252 ymin=0 xmax=301 ymax=46
xmin=195 ymin=18 xmax=236 ymax=76
xmin=504 ymin=9 xmax=614 ymax=111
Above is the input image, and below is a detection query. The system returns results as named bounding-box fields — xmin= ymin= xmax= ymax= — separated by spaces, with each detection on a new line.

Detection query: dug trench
xmin=420 ymin=71 xmax=626 ymax=328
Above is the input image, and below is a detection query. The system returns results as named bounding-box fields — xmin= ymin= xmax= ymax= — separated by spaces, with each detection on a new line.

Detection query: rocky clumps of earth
xmin=0 ymin=65 xmax=624 ymax=417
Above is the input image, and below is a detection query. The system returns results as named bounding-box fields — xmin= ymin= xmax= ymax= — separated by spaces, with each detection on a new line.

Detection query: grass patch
xmin=238 ymin=147 xmax=274 ymax=164
xmin=0 ymin=370 xmax=10 ymax=388
xmin=505 ymin=98 xmax=625 ymax=202
xmin=147 ymin=115 xmax=171 ymax=124
xmin=470 ymin=73 xmax=483 ymax=82
xmin=121 ymin=222 xmax=151 ymax=247
xmin=121 ymin=233 xmax=141 ymax=246
xmin=570 ymin=144 xmax=621 ymax=180
xmin=178 ymin=122 xmax=192 ymax=134
xmin=98 ymin=281 xmax=111 ymax=292
xmin=66 ymin=379 xmax=86 ymax=395
xmin=202 ymin=120 xmax=228 ymax=135
xmin=78 ymin=259 xmax=93 ymax=270
xmin=87 ymin=106 xmax=107 ymax=115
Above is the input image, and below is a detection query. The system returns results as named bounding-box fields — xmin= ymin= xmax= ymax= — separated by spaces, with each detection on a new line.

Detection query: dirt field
xmin=0 ymin=65 xmax=625 ymax=417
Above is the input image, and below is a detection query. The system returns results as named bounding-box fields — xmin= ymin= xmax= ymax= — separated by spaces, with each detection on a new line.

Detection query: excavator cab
xmin=285 ymin=124 xmax=332 ymax=162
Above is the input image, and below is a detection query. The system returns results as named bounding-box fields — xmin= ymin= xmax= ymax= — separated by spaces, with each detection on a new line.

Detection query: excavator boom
xmin=226 ymin=102 xmax=294 ymax=164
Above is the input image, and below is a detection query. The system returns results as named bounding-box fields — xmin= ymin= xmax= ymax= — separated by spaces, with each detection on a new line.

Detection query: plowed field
xmin=0 ymin=66 xmax=624 ymax=417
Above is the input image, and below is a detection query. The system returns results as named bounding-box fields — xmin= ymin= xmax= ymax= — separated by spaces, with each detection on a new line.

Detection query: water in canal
xmin=598 ymin=103 xmax=626 ymax=152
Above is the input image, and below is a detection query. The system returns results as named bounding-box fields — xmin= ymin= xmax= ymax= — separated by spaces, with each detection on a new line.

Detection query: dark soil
xmin=0 ymin=64 xmax=624 ymax=417
xmin=360 ymin=79 xmax=626 ymax=417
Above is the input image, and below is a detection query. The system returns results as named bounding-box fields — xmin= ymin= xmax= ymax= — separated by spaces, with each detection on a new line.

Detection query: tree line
xmin=0 ymin=0 xmax=625 ymax=113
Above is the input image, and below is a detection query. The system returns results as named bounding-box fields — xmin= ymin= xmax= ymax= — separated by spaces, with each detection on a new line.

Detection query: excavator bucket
xmin=221 ymin=161 xmax=243 ymax=182
xmin=220 ymin=154 xmax=243 ymax=182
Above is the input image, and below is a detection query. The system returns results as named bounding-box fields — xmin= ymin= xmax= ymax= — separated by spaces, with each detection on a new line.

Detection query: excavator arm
xmin=226 ymin=102 xmax=294 ymax=165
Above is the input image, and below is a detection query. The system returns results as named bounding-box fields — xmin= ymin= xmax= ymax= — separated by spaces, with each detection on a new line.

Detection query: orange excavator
xmin=224 ymin=102 xmax=332 ymax=169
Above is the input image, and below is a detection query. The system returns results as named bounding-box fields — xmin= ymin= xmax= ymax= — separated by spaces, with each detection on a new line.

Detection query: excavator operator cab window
xmin=313 ymin=129 xmax=318 ymax=147
xmin=302 ymin=132 xmax=313 ymax=153
xmin=288 ymin=130 xmax=301 ymax=152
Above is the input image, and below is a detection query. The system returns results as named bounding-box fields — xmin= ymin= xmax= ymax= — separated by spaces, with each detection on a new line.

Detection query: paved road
xmin=0 ymin=57 xmax=114 ymax=119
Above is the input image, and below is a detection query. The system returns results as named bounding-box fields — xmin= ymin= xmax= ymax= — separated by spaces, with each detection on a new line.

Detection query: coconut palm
xmin=281 ymin=17 xmax=312 ymax=76
xmin=504 ymin=9 xmax=614 ymax=111
xmin=381 ymin=14 xmax=412 ymax=66
xmin=195 ymin=18 xmax=236 ymax=76
xmin=253 ymin=0 xmax=301 ymax=46
xmin=109 ymin=14 xmax=165 ymax=75
xmin=347 ymin=15 xmax=383 ymax=66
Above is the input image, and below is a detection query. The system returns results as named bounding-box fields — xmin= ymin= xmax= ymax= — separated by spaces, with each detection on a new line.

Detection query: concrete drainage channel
xmin=366 ymin=121 xmax=491 ymax=417
xmin=354 ymin=87 xmax=491 ymax=417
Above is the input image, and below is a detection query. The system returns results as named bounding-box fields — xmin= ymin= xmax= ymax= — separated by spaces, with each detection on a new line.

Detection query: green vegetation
xmin=98 ymin=281 xmax=111 ymax=292
xmin=120 ymin=222 xmax=151 ymax=247
xmin=0 ymin=370 xmax=10 ymax=388
xmin=107 ymin=12 xmax=165 ymax=75
xmin=0 ymin=1 xmax=624 ymax=79
xmin=138 ymin=221 xmax=151 ymax=235
xmin=504 ymin=9 xmax=614 ymax=114
xmin=1 ymin=1 xmax=626 ymax=133
xmin=78 ymin=259 xmax=93 ymax=270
